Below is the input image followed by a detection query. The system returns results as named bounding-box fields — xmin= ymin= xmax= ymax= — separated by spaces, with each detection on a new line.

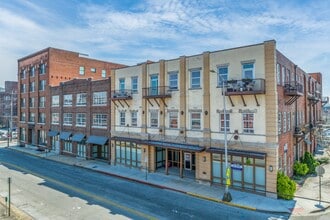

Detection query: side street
xmin=1 ymin=140 xmax=329 ymax=219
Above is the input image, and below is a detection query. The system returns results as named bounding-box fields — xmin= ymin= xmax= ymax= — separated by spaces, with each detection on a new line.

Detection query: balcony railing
xmin=322 ymin=97 xmax=329 ymax=104
xmin=284 ymin=81 xmax=303 ymax=96
xmin=142 ymin=86 xmax=172 ymax=98
xmin=308 ymin=91 xmax=321 ymax=101
xmin=225 ymin=78 xmax=265 ymax=95
xmin=111 ymin=89 xmax=133 ymax=100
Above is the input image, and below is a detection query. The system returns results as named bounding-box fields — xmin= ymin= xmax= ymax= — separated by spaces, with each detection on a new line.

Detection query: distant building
xmin=17 ymin=47 xmax=125 ymax=146
xmin=0 ymin=81 xmax=18 ymax=128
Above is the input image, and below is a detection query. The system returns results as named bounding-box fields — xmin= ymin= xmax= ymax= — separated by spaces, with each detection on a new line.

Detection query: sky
xmin=0 ymin=0 xmax=329 ymax=97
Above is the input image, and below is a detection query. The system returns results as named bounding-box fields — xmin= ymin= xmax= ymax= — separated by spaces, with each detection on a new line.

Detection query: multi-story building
xmin=48 ymin=78 xmax=111 ymax=160
xmin=0 ymin=81 xmax=18 ymax=128
xmin=17 ymin=47 xmax=125 ymax=148
xmin=110 ymin=40 xmax=323 ymax=197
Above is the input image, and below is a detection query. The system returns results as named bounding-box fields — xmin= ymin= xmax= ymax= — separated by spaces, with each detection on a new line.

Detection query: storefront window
xmin=212 ymin=153 xmax=266 ymax=193
xmin=115 ymin=141 xmax=141 ymax=167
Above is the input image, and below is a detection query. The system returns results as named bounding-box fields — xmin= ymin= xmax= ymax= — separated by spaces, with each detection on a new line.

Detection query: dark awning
xmin=206 ymin=147 xmax=266 ymax=159
xmin=86 ymin=135 xmax=108 ymax=145
xmin=72 ymin=133 xmax=85 ymax=142
xmin=147 ymin=140 xmax=204 ymax=152
xmin=59 ymin=132 xmax=72 ymax=140
xmin=47 ymin=130 xmax=58 ymax=137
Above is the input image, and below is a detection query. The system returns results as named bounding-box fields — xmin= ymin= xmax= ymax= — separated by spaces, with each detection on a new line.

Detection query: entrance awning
xmin=86 ymin=135 xmax=108 ymax=145
xmin=47 ymin=130 xmax=58 ymax=137
xmin=206 ymin=147 xmax=266 ymax=159
xmin=147 ymin=140 xmax=204 ymax=152
xmin=72 ymin=133 xmax=85 ymax=142
xmin=59 ymin=132 xmax=72 ymax=140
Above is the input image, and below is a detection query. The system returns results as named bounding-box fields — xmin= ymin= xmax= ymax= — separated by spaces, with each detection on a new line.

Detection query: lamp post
xmin=211 ymin=70 xmax=232 ymax=202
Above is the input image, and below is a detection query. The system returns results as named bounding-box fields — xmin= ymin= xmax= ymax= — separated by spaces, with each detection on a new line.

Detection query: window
xmin=242 ymin=113 xmax=254 ymax=133
xmin=168 ymin=71 xmax=178 ymax=90
xmin=283 ymin=112 xmax=287 ymax=133
xmin=131 ymin=77 xmax=138 ymax=93
xmin=64 ymin=141 xmax=72 ymax=152
xmin=29 ymin=97 xmax=35 ymax=108
xmin=278 ymin=112 xmax=282 ymax=134
xmin=220 ymin=113 xmax=230 ymax=132
xmin=29 ymin=81 xmax=35 ymax=92
xmin=76 ymin=93 xmax=87 ymax=106
xmin=51 ymin=113 xmax=59 ymax=124
xmin=169 ymin=112 xmax=178 ymax=128
xmin=20 ymin=112 xmax=26 ymax=121
xmin=150 ymin=111 xmax=158 ymax=128
xmin=79 ymin=66 xmax=85 ymax=75
xmin=20 ymin=98 xmax=26 ymax=108
xmin=242 ymin=63 xmax=254 ymax=79
xmin=190 ymin=69 xmax=201 ymax=89
xmin=119 ymin=78 xmax=125 ymax=91
xmin=20 ymin=69 xmax=26 ymax=79
xmin=38 ymin=130 xmax=47 ymax=145
xmin=63 ymin=94 xmax=73 ymax=106
xmin=76 ymin=113 xmax=86 ymax=127
xmin=90 ymin=68 xmax=96 ymax=73
xmin=30 ymin=66 xmax=35 ymax=77
xmin=38 ymin=113 xmax=46 ymax=124
xmin=39 ymin=63 xmax=46 ymax=74
xmin=21 ymin=84 xmax=26 ymax=93
xmin=39 ymin=80 xmax=46 ymax=91
xmin=29 ymin=112 xmax=35 ymax=123
xmin=286 ymin=69 xmax=290 ymax=83
xmin=93 ymin=114 xmax=107 ymax=127
xmin=101 ymin=69 xmax=106 ymax=78
xmin=63 ymin=113 xmax=73 ymax=126
xmin=281 ymin=66 xmax=285 ymax=86
xmin=191 ymin=112 xmax=201 ymax=130
xmin=52 ymin=95 xmax=59 ymax=107
xmin=120 ymin=112 xmax=126 ymax=126
xmin=276 ymin=63 xmax=281 ymax=84
xmin=131 ymin=111 xmax=137 ymax=127
xmin=93 ymin=91 xmax=107 ymax=105
xmin=218 ymin=66 xmax=228 ymax=87
xmin=39 ymin=96 xmax=45 ymax=108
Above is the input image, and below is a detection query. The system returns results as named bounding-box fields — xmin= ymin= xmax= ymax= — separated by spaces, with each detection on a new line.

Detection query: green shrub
xmin=302 ymin=152 xmax=319 ymax=174
xmin=293 ymin=161 xmax=309 ymax=176
xmin=277 ymin=171 xmax=296 ymax=200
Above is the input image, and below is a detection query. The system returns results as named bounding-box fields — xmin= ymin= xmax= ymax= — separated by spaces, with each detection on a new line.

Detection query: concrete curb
xmin=0 ymin=196 xmax=33 ymax=220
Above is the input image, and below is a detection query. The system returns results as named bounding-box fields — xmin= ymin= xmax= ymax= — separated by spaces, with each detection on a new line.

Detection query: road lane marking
xmin=1 ymin=162 xmax=157 ymax=220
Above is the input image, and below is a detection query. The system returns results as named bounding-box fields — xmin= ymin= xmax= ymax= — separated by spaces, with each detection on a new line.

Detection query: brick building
xmin=0 ymin=81 xmax=18 ymax=129
xmin=48 ymin=78 xmax=111 ymax=160
xmin=17 ymin=47 xmax=125 ymax=147
xmin=110 ymin=40 xmax=323 ymax=197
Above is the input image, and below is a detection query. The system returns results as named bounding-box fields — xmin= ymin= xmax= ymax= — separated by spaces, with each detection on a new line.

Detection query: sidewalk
xmin=2 ymin=142 xmax=330 ymax=218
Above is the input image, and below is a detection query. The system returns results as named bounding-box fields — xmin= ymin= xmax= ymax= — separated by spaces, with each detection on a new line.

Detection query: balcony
xmin=142 ymin=86 xmax=172 ymax=107
xmin=224 ymin=79 xmax=265 ymax=107
xmin=284 ymin=81 xmax=303 ymax=96
xmin=225 ymin=78 xmax=265 ymax=95
xmin=111 ymin=89 xmax=133 ymax=100
xmin=308 ymin=91 xmax=321 ymax=104
xmin=293 ymin=126 xmax=304 ymax=137
xmin=142 ymin=86 xmax=172 ymax=98
xmin=322 ymin=97 xmax=329 ymax=105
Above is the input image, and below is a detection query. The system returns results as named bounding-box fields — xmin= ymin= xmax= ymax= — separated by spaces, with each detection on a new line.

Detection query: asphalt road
xmin=0 ymin=148 xmax=288 ymax=219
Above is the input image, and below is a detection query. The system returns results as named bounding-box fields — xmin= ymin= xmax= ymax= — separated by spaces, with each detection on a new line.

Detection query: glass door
xmin=150 ymin=75 xmax=158 ymax=95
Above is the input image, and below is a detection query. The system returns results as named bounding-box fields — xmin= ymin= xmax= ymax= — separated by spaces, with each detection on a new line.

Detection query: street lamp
xmin=211 ymin=69 xmax=232 ymax=202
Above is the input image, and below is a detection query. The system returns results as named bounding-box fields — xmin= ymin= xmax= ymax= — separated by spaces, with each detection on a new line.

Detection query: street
xmin=0 ymin=148 xmax=288 ymax=219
